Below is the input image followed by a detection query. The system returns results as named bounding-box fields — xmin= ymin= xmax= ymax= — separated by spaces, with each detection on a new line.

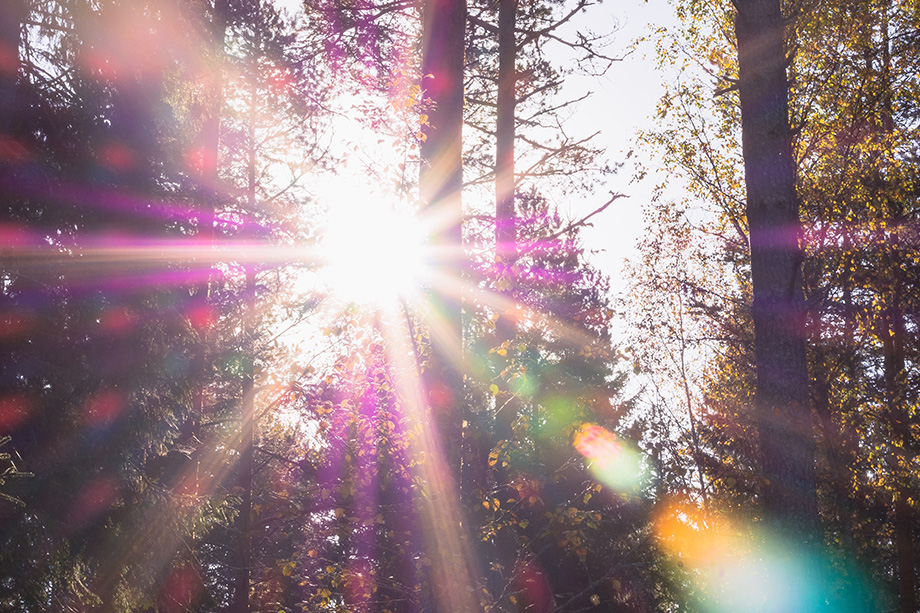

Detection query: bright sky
xmin=557 ymin=0 xmax=678 ymax=292
xmin=272 ymin=0 xmax=678 ymax=302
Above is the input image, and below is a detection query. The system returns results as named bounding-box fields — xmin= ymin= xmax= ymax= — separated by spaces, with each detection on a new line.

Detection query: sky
xmin=272 ymin=0 xmax=679 ymax=300
xmin=554 ymin=0 xmax=678 ymax=291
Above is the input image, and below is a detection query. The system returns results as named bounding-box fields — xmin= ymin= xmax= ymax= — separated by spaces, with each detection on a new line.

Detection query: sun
xmin=319 ymin=186 xmax=428 ymax=307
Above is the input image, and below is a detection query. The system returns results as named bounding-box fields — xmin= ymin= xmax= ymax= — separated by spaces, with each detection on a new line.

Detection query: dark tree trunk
xmin=882 ymin=259 xmax=915 ymax=613
xmin=232 ymin=267 xmax=255 ymax=613
xmin=420 ymin=0 xmax=466 ymax=489
xmin=894 ymin=491 xmax=916 ymax=613
xmin=200 ymin=0 xmax=229 ymax=202
xmin=812 ymin=349 xmax=855 ymax=552
xmin=876 ymin=8 xmax=916 ymax=609
xmin=492 ymin=0 xmax=518 ymax=442
xmin=0 ymin=0 xmax=24 ymax=141
xmin=495 ymin=0 xmax=516 ymax=277
xmin=420 ymin=0 xmax=466 ymax=476
xmin=484 ymin=1 xmax=522 ymax=603
xmin=190 ymin=0 xmax=228 ymax=502
xmin=418 ymin=0 xmax=480 ymax=609
xmin=231 ymin=54 xmax=260 ymax=613
xmin=0 ymin=0 xmax=24 ymax=214
xmin=734 ymin=0 xmax=818 ymax=539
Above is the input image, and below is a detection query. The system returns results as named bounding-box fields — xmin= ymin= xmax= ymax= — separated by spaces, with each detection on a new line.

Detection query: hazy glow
xmin=375 ymin=309 xmax=482 ymax=610
xmin=320 ymin=187 xmax=428 ymax=307
xmin=655 ymin=500 xmax=832 ymax=613
xmin=574 ymin=423 xmax=646 ymax=496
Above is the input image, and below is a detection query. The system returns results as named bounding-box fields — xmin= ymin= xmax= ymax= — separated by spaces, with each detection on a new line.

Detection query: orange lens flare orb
xmin=573 ymin=423 xmax=646 ymax=496
xmin=655 ymin=500 xmax=842 ymax=612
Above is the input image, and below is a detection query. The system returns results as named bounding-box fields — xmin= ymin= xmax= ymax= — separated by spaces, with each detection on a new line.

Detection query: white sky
xmin=271 ymin=0 xmax=679 ymax=298
xmin=557 ymin=0 xmax=678 ymax=292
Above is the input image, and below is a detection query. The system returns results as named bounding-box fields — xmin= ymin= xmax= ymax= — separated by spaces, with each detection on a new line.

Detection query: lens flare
xmin=574 ymin=423 xmax=646 ymax=496
xmin=654 ymin=500 xmax=874 ymax=612
xmin=320 ymin=185 xmax=428 ymax=307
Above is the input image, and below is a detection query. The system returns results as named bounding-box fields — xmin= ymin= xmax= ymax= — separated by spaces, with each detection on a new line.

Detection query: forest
xmin=0 ymin=0 xmax=917 ymax=611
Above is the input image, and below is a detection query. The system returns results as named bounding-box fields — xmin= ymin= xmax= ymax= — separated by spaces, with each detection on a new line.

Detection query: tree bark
xmin=418 ymin=0 xmax=480 ymax=609
xmin=881 ymin=220 xmax=915 ymax=613
xmin=812 ymin=348 xmax=855 ymax=551
xmin=0 ymin=0 xmax=24 ymax=142
xmin=190 ymin=0 xmax=228 ymax=495
xmin=876 ymin=7 xmax=916 ymax=609
xmin=200 ymin=0 xmax=229 ymax=203
xmin=493 ymin=0 xmax=518 ymax=434
xmin=488 ymin=0 xmax=524 ymax=603
xmin=420 ymin=0 xmax=466 ymax=495
xmin=734 ymin=0 xmax=818 ymax=539
xmin=232 ymin=268 xmax=255 ymax=613
xmin=231 ymin=43 xmax=260 ymax=613
xmin=495 ymin=0 xmax=516 ymax=277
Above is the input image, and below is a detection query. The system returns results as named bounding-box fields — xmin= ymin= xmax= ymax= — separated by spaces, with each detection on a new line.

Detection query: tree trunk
xmin=881 ymin=230 xmax=915 ymax=613
xmin=734 ymin=0 xmax=818 ymax=538
xmin=487 ymin=0 xmax=523 ymax=603
xmin=0 ymin=0 xmax=24 ymax=142
xmin=200 ymin=0 xmax=228 ymax=203
xmin=876 ymin=7 xmax=916 ymax=609
xmin=420 ymin=0 xmax=465 ymax=503
xmin=495 ymin=0 xmax=516 ymax=277
xmin=418 ymin=0 xmax=479 ymax=609
xmin=813 ymin=348 xmax=855 ymax=551
xmin=894 ymin=490 xmax=916 ymax=613
xmin=493 ymin=0 xmax=518 ymax=443
xmin=231 ymin=46 xmax=260 ymax=613
xmin=233 ymin=266 xmax=255 ymax=613
xmin=190 ymin=0 xmax=228 ymax=505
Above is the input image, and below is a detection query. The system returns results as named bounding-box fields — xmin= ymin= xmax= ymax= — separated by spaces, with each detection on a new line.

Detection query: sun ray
xmin=376 ymin=307 xmax=483 ymax=611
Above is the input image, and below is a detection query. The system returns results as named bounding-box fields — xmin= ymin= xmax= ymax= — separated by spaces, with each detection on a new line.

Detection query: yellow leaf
xmin=488 ymin=448 xmax=500 ymax=467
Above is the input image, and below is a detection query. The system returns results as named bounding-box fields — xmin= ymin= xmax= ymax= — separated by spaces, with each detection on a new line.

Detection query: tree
xmin=0 ymin=0 xmax=26 ymax=142
xmin=792 ymin=0 xmax=920 ymax=605
xmin=417 ymin=0 xmax=483 ymax=609
xmin=0 ymin=1 xmax=329 ymax=609
xmin=0 ymin=0 xmax=220 ymax=606
xmin=636 ymin=0 xmax=919 ymax=606
xmin=734 ymin=0 xmax=818 ymax=540
xmin=463 ymin=189 xmax=664 ymax=610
